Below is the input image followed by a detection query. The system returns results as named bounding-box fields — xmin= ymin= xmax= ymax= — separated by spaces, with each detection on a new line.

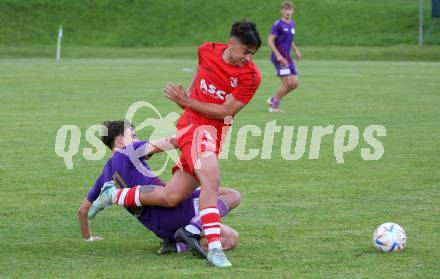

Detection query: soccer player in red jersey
xmin=90 ymin=21 xmax=261 ymax=268
xmin=164 ymin=20 xmax=261 ymax=267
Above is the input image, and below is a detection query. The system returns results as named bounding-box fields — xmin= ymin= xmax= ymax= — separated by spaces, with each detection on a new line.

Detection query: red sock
xmin=200 ymin=206 xmax=222 ymax=250
xmin=114 ymin=186 xmax=142 ymax=207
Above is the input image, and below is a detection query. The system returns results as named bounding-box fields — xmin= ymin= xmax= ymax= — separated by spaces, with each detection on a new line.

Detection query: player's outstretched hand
xmin=164 ymin=83 xmax=187 ymax=109
xmin=83 ymin=235 xmax=104 ymax=242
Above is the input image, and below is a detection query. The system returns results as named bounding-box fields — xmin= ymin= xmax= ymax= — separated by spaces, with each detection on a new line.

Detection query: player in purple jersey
xmin=267 ymin=1 xmax=302 ymax=112
xmin=78 ymin=120 xmax=241 ymax=257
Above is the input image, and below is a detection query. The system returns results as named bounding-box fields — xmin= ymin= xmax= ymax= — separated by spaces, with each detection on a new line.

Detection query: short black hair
xmin=101 ymin=120 xmax=133 ymax=149
xmin=230 ymin=20 xmax=262 ymax=49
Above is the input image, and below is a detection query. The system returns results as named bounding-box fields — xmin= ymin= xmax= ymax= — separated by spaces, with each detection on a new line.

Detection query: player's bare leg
xmin=174 ymin=187 xmax=240 ymax=258
xmin=268 ymin=75 xmax=298 ymax=112
xmin=196 ymin=152 xmax=220 ymax=207
xmin=88 ymin=170 xmax=198 ymax=219
xmin=138 ymin=169 xmax=198 ymax=207
xmin=184 ymin=187 xmax=241 ymax=235
xmin=194 ymin=151 xmax=232 ymax=268
xmin=275 ymin=75 xmax=298 ymax=100
xmin=200 ymin=224 xmax=239 ymax=251
xmin=217 ymin=188 xmax=241 ymax=211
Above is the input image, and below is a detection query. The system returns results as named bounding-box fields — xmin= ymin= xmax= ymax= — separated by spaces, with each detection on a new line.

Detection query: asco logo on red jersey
xmin=200 ymin=79 xmax=229 ymax=101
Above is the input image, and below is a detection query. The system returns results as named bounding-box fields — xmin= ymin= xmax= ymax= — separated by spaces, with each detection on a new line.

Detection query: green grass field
xmin=2 ymin=45 xmax=440 ymax=61
xmin=1 ymin=0 xmax=439 ymax=46
xmin=1 ymin=56 xmax=439 ymax=278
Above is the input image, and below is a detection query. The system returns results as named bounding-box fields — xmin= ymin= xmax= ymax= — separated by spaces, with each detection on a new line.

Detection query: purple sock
xmin=188 ymin=199 xmax=229 ymax=232
xmin=189 ymin=215 xmax=202 ymax=232
xmin=176 ymin=242 xmax=189 ymax=253
xmin=217 ymin=198 xmax=229 ymax=217
xmin=271 ymin=97 xmax=280 ymax=108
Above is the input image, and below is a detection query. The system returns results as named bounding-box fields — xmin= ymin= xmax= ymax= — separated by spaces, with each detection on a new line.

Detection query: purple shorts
xmin=271 ymin=57 xmax=297 ymax=76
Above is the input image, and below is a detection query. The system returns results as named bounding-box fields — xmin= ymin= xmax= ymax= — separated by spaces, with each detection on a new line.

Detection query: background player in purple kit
xmin=267 ymin=1 xmax=302 ymax=113
xmin=78 ymin=120 xmax=241 ymax=256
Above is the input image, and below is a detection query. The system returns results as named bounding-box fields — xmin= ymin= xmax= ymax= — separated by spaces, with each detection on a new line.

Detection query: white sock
xmin=185 ymin=224 xmax=201 ymax=235
xmin=208 ymin=240 xmax=222 ymax=250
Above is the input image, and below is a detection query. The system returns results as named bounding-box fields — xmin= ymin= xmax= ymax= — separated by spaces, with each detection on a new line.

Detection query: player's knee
xmin=163 ymin=195 xmax=181 ymax=207
xmin=165 ymin=200 xmax=179 ymax=207
xmin=228 ymin=189 xmax=241 ymax=209
xmin=218 ymin=188 xmax=240 ymax=210
xmin=223 ymin=229 xmax=239 ymax=250
xmin=160 ymin=191 xmax=184 ymax=207
xmin=286 ymin=79 xmax=298 ymax=91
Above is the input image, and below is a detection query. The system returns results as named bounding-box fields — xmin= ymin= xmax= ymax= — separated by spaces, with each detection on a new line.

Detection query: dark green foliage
xmin=0 ymin=0 xmax=439 ymax=47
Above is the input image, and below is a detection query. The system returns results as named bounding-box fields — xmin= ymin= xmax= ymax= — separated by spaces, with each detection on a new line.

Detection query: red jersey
xmin=173 ymin=43 xmax=261 ymax=176
xmin=179 ymin=42 xmax=261 ymax=129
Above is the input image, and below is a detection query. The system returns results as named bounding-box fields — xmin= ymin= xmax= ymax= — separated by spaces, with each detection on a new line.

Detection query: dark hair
xmin=230 ymin=20 xmax=262 ymax=49
xmin=101 ymin=120 xmax=133 ymax=149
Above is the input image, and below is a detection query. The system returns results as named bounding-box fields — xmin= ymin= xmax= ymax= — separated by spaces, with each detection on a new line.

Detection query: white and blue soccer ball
xmin=373 ymin=222 xmax=407 ymax=252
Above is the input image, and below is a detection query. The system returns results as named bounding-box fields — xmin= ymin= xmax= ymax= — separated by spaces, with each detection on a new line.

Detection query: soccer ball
xmin=373 ymin=222 xmax=407 ymax=252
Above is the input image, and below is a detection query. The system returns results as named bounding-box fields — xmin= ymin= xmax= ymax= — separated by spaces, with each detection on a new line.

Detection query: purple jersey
xmin=86 ymin=141 xmax=197 ymax=240
xmin=86 ymin=158 xmax=113 ymax=202
xmin=139 ymin=191 xmax=200 ymax=240
xmin=111 ymin=141 xmax=164 ymax=188
xmin=270 ymin=19 xmax=295 ymax=61
xmin=87 ymin=141 xmax=163 ymax=202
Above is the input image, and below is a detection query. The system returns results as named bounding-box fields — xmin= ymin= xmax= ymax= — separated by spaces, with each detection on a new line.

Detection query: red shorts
xmin=172 ymin=120 xmax=225 ymax=178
